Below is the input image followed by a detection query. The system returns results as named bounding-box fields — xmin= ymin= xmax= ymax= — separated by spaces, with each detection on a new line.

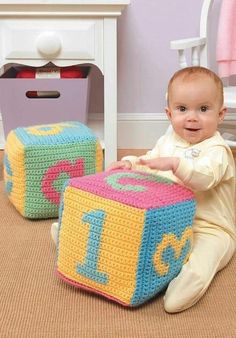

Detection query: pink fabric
xmin=56 ymin=270 xmax=131 ymax=307
xmin=216 ymin=0 xmax=236 ymax=78
xmin=42 ymin=159 xmax=84 ymax=204
xmin=68 ymin=170 xmax=194 ymax=209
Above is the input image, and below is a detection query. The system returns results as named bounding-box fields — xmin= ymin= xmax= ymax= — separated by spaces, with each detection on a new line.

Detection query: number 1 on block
xmin=76 ymin=209 xmax=108 ymax=284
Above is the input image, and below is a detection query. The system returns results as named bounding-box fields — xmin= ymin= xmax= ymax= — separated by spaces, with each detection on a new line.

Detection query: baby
xmin=107 ymin=66 xmax=236 ymax=313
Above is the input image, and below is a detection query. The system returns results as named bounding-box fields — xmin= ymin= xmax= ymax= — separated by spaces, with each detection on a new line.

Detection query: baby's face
xmin=166 ymin=75 xmax=226 ymax=144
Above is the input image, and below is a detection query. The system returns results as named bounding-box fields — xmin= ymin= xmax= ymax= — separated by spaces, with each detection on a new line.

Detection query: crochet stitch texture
xmin=56 ymin=169 xmax=196 ymax=306
xmin=3 ymin=121 xmax=103 ymax=219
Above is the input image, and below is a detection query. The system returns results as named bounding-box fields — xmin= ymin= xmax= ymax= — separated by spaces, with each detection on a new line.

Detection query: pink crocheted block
xmin=69 ymin=169 xmax=194 ymax=209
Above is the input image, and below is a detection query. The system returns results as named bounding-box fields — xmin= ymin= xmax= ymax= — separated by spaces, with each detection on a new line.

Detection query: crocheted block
xmin=56 ymin=170 xmax=196 ymax=307
xmin=3 ymin=121 xmax=103 ymax=219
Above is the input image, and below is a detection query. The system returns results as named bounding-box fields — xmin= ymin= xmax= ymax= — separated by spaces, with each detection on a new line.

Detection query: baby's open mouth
xmin=185 ymin=128 xmax=200 ymax=132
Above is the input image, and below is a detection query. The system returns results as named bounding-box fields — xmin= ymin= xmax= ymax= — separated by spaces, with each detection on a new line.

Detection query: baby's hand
xmin=137 ymin=157 xmax=179 ymax=172
xmin=106 ymin=160 xmax=132 ymax=171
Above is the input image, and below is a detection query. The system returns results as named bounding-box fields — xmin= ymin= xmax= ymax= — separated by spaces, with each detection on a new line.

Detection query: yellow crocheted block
xmin=3 ymin=121 xmax=103 ymax=219
xmin=3 ymin=130 xmax=26 ymax=215
xmin=56 ymin=170 xmax=196 ymax=306
xmin=57 ymin=188 xmax=145 ymax=304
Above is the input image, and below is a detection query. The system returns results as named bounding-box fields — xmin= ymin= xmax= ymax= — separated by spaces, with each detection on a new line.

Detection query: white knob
xmin=36 ymin=32 xmax=61 ymax=57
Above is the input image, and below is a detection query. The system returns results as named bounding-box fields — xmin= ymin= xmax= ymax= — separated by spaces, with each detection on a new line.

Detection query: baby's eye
xmin=178 ymin=106 xmax=186 ymax=112
xmin=200 ymin=106 xmax=208 ymax=112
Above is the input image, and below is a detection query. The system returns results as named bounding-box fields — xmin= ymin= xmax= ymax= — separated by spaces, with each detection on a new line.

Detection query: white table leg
xmin=103 ymin=18 xmax=117 ymax=168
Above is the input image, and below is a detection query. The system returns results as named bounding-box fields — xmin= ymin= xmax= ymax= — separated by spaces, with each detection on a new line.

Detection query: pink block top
xmin=68 ymin=170 xmax=194 ymax=209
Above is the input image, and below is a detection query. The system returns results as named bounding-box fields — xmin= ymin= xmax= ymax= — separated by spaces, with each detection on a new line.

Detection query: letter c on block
xmin=105 ymin=172 xmax=157 ymax=192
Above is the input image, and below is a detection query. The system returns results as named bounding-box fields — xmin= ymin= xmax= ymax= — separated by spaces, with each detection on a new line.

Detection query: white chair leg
xmin=178 ymin=50 xmax=188 ymax=68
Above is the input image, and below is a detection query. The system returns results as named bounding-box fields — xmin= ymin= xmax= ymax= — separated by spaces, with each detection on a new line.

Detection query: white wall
xmin=88 ymin=0 xmax=227 ymax=149
xmin=0 ymin=0 xmax=227 ymax=150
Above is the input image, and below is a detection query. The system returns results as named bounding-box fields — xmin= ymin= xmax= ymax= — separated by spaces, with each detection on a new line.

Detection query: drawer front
xmin=0 ymin=19 xmax=103 ymax=62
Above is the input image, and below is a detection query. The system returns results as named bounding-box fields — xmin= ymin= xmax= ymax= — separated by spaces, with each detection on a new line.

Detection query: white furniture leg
xmin=104 ymin=18 xmax=117 ymax=168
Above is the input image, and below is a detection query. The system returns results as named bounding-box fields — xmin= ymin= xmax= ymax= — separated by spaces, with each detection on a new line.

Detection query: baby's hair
xmin=167 ymin=66 xmax=224 ymax=105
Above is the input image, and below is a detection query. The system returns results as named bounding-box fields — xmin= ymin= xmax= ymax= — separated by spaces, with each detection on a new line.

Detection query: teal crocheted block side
xmin=4 ymin=121 xmax=103 ymax=219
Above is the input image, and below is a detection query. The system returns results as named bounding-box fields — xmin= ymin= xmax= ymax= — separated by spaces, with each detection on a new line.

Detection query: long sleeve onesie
xmin=123 ymin=130 xmax=236 ymax=241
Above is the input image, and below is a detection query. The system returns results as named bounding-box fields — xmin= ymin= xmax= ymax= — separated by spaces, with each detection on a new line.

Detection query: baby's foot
xmin=51 ymin=222 xmax=59 ymax=245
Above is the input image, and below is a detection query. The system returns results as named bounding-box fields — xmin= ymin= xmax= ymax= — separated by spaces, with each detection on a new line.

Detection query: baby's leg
xmin=164 ymin=227 xmax=235 ymax=313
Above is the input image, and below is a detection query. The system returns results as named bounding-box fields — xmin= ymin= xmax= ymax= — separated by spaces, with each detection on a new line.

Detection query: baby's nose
xmin=187 ymin=110 xmax=198 ymax=121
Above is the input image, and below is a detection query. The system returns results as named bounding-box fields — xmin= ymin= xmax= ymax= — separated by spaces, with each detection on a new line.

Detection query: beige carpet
xmin=0 ymin=153 xmax=236 ymax=337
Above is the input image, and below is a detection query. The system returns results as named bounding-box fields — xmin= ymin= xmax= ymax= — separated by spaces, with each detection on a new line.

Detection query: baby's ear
xmin=219 ymin=106 xmax=227 ymax=123
xmin=165 ymin=107 xmax=172 ymax=120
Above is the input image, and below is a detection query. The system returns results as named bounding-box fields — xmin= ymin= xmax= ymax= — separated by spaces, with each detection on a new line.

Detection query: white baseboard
xmin=88 ymin=113 xmax=170 ymax=149
xmin=1 ymin=112 xmax=236 ymax=150
xmin=117 ymin=113 xmax=169 ymax=149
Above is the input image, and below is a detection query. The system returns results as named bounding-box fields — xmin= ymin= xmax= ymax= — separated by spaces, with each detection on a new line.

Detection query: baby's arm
xmin=173 ymin=147 xmax=233 ymax=191
xmin=141 ymin=146 xmax=233 ymax=192
xmin=138 ymin=147 xmax=233 ymax=191
xmin=137 ymin=157 xmax=180 ymax=172
xmin=106 ymin=133 xmax=168 ymax=171
xmin=106 ymin=151 xmax=161 ymax=172
xmin=106 ymin=146 xmax=161 ymax=172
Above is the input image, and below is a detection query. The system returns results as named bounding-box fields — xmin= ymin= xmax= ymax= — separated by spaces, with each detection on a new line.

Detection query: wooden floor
xmin=1 ymin=148 xmax=236 ymax=337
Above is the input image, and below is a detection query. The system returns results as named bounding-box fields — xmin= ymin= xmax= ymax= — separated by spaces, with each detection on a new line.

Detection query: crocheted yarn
xmin=56 ymin=169 xmax=196 ymax=307
xmin=3 ymin=121 xmax=103 ymax=219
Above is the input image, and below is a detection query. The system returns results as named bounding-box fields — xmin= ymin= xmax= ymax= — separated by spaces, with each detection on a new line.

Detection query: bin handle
xmin=26 ymin=91 xmax=60 ymax=98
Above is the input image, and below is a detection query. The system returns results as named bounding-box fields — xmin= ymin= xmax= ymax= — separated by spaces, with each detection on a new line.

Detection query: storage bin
xmin=0 ymin=66 xmax=90 ymax=137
